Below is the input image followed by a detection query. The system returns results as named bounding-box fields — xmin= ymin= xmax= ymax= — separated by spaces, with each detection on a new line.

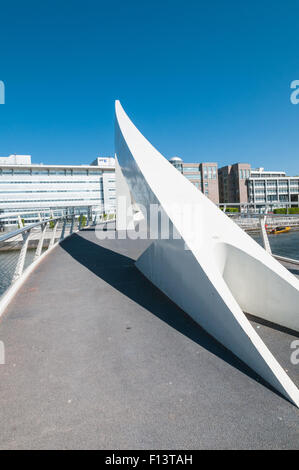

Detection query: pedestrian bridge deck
xmin=0 ymin=227 xmax=298 ymax=449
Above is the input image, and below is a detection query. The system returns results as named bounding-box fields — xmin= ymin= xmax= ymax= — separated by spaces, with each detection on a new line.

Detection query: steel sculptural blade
xmin=115 ymin=100 xmax=299 ymax=407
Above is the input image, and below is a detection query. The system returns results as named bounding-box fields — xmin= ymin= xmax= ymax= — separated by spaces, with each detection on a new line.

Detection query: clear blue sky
xmin=0 ymin=0 xmax=299 ymax=174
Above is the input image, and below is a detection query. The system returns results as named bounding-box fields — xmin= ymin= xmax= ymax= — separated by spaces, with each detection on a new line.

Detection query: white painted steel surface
xmin=115 ymin=100 xmax=299 ymax=407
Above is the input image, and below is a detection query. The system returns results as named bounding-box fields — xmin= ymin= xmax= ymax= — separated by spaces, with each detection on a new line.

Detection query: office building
xmin=218 ymin=163 xmax=299 ymax=207
xmin=169 ymin=157 xmax=219 ymax=204
xmin=0 ymin=154 xmax=116 ymax=224
xmin=218 ymin=163 xmax=251 ymax=204
xmin=248 ymin=167 xmax=299 ymax=205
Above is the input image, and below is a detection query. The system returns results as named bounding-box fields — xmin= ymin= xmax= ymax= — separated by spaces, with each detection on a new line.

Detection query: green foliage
xmin=273 ymin=207 xmax=299 ymax=214
xmin=273 ymin=208 xmax=287 ymax=214
xmin=79 ymin=214 xmax=87 ymax=227
xmin=18 ymin=218 xmax=25 ymax=228
xmin=49 ymin=216 xmax=55 ymax=229
xmin=224 ymin=207 xmax=239 ymax=213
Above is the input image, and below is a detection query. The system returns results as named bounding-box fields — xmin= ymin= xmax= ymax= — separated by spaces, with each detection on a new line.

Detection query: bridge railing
xmin=0 ymin=213 xmax=84 ymax=298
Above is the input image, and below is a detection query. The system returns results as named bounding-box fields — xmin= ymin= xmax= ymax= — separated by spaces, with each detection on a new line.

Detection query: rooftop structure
xmin=0 ymin=154 xmax=32 ymax=165
xmin=250 ymin=167 xmax=286 ymax=178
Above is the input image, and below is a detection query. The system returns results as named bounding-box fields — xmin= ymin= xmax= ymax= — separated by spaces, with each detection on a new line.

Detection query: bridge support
xmin=115 ymin=100 xmax=299 ymax=407
xmin=12 ymin=231 xmax=31 ymax=282
xmin=34 ymin=222 xmax=48 ymax=261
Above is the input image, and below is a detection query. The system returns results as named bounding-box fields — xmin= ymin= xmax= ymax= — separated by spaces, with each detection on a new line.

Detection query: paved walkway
xmin=0 ymin=228 xmax=298 ymax=449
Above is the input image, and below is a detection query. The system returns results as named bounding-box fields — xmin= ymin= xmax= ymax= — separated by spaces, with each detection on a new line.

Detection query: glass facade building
xmin=0 ymin=155 xmax=116 ymax=223
xmin=248 ymin=168 xmax=299 ymax=205
xmin=218 ymin=163 xmax=299 ymax=207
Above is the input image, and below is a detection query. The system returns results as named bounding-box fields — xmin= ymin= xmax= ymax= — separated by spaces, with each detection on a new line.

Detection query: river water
xmin=0 ymin=249 xmax=37 ymax=297
xmin=250 ymin=230 xmax=299 ymax=260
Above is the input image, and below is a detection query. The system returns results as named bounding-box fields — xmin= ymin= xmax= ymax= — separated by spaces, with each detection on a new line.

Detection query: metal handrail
xmin=274 ymin=254 xmax=299 ymax=266
xmin=0 ymin=209 xmax=117 ymax=299
xmin=0 ymin=216 xmax=62 ymax=242
xmin=0 ymin=213 xmax=81 ymax=295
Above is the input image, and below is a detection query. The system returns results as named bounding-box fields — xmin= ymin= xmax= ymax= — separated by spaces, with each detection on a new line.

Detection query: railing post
xmin=34 ymin=222 xmax=47 ymax=261
xmin=259 ymin=215 xmax=272 ymax=254
xmin=70 ymin=215 xmax=75 ymax=234
xmin=17 ymin=215 xmax=24 ymax=228
xmin=0 ymin=209 xmax=80 ymax=296
xmin=12 ymin=230 xmax=31 ymax=282
xmin=49 ymin=220 xmax=58 ymax=249
xmin=60 ymin=218 xmax=67 ymax=241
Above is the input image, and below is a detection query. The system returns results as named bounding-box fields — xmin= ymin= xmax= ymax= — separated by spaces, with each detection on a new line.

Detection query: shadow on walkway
xmin=60 ymin=231 xmax=285 ymax=401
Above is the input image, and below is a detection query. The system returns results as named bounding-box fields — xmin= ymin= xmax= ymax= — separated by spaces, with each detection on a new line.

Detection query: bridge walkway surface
xmin=0 ymin=226 xmax=298 ymax=449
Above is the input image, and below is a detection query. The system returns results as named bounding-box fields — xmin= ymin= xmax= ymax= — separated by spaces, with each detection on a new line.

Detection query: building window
xmin=183 ymin=166 xmax=199 ymax=172
xmin=49 ymin=170 xmax=66 ymax=175
xmin=186 ymin=174 xmax=201 ymax=180
xmin=13 ymin=170 xmax=31 ymax=175
xmin=32 ymin=170 xmax=49 ymax=175
xmin=73 ymin=170 xmax=88 ymax=175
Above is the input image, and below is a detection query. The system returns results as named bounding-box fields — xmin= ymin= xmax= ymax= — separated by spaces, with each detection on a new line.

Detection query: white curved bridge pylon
xmin=115 ymin=100 xmax=299 ymax=407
